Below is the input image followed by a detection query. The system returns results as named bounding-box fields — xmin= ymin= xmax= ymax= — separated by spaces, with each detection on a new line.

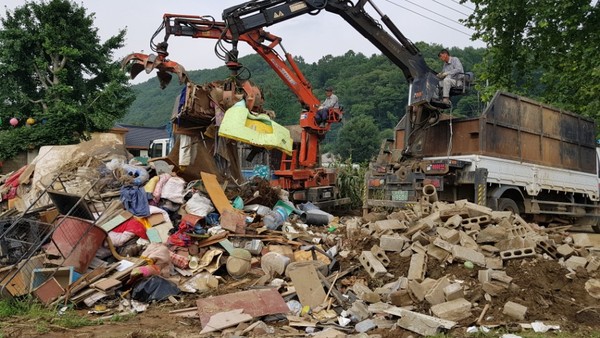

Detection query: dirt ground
xmin=2 ymin=226 xmax=600 ymax=338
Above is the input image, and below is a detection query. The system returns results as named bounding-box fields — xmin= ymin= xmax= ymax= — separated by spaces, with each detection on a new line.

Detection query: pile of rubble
xmin=1 ymin=145 xmax=600 ymax=337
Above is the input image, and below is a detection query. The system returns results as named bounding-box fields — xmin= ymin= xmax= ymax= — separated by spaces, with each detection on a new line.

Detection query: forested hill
xmin=122 ymin=43 xmax=485 ymax=161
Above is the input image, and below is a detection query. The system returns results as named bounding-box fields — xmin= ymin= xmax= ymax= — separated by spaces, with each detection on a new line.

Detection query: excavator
xmin=122 ymin=14 xmax=349 ymax=208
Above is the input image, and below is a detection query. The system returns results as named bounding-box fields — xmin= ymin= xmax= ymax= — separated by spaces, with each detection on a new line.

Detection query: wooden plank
xmin=201 ymin=171 xmax=232 ymax=214
xmin=288 ymin=264 xmax=326 ymax=308
xmin=200 ymin=309 xmax=252 ymax=334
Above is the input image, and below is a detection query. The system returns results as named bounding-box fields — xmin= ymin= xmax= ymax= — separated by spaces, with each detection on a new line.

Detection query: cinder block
xmin=564 ymin=256 xmax=587 ymax=270
xmin=459 ymin=231 xmax=479 ymax=250
xmin=557 ymin=243 xmax=575 ymax=258
xmin=461 ymin=215 xmax=492 ymax=229
xmin=410 ymin=241 xmax=427 ymax=255
xmin=380 ymin=235 xmax=405 ymax=252
xmin=452 ymin=245 xmax=486 ymax=267
xmin=463 ymin=201 xmax=493 ymax=217
xmin=359 ymin=251 xmax=387 ymax=278
xmin=437 ymin=227 xmax=460 ymax=244
xmin=433 ymin=237 xmax=454 ymax=252
xmin=508 ymin=225 xmax=532 ymax=239
xmin=587 ymin=256 xmax=600 ymax=272
xmin=407 ymin=253 xmax=428 ymax=281
xmin=444 ymin=214 xmax=463 ymax=229
xmin=478 ymin=269 xmax=492 ymax=283
xmin=490 ymin=270 xmax=513 ymax=284
xmin=408 ymin=278 xmax=436 ymax=302
xmin=443 ymin=283 xmax=464 ymax=301
xmin=412 ymin=231 xmax=431 ymax=245
xmin=374 ymin=219 xmax=408 ymax=232
xmin=499 ymin=247 xmax=536 ymax=260
xmin=482 ymin=281 xmax=507 ymax=296
xmin=485 ymin=257 xmax=504 ymax=270
xmin=370 ymin=245 xmax=390 ymax=267
xmin=426 ymin=244 xmax=450 ymax=262
xmin=477 ymin=226 xmax=509 ymax=244
xmin=430 ymin=298 xmax=472 ymax=321
xmin=390 ymin=290 xmax=414 ymax=306
xmin=425 ymin=276 xmax=450 ymax=305
xmin=503 ymin=301 xmax=527 ymax=320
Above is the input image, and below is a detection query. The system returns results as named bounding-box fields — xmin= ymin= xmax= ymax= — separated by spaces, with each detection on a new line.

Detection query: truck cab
xmin=148 ymin=138 xmax=171 ymax=159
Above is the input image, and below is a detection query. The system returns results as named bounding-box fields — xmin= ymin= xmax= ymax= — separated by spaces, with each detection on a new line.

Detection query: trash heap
xmin=1 ymin=147 xmax=600 ymax=337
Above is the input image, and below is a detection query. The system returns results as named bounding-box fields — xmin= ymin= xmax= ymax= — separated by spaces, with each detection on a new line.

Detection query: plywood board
xmin=200 ymin=309 xmax=252 ymax=334
xmin=196 ymin=288 xmax=288 ymax=327
xmin=200 ymin=172 xmax=232 ymax=214
xmin=288 ymin=264 xmax=326 ymax=308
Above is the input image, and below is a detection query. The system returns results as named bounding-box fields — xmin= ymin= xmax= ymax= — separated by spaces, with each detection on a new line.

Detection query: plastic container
xmin=263 ymin=206 xmax=288 ymax=230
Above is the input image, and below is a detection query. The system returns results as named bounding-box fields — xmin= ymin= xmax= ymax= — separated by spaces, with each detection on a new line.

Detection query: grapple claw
xmin=121 ymin=52 xmax=188 ymax=88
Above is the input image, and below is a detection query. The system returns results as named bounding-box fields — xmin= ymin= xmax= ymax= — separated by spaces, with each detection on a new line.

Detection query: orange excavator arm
xmin=122 ymin=14 xmax=341 ymax=168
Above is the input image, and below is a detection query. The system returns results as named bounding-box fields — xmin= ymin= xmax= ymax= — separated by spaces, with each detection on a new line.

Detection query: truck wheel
xmin=498 ymin=198 xmax=519 ymax=213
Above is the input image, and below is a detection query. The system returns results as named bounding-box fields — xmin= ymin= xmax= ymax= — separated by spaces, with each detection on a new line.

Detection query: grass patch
xmin=0 ymin=298 xmax=99 ymax=330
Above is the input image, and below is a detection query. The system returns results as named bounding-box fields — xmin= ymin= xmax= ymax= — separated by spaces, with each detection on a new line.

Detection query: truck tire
xmin=498 ymin=198 xmax=519 ymax=213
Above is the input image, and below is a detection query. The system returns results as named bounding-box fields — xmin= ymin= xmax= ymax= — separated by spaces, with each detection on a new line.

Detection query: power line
xmin=400 ymin=0 xmax=474 ymax=31
xmin=382 ymin=0 xmax=472 ymax=37
xmin=431 ymin=0 xmax=470 ymax=17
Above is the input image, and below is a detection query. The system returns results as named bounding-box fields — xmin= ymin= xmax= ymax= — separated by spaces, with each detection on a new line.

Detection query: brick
xmin=359 ymin=251 xmax=387 ymax=278
xmin=374 ymin=219 xmax=408 ymax=232
xmin=452 ymin=245 xmax=486 ymax=267
xmin=564 ymin=256 xmax=587 ymax=270
xmin=390 ymin=290 xmax=414 ymax=307
xmin=380 ymin=235 xmax=405 ymax=252
xmin=443 ymin=283 xmax=464 ymax=301
xmin=557 ymin=244 xmax=575 ymax=258
xmin=407 ymin=253 xmax=428 ymax=281
xmin=430 ymin=298 xmax=472 ymax=321
xmin=503 ymin=301 xmax=527 ymax=321
xmin=370 ymin=245 xmax=390 ymax=267
xmin=425 ymin=276 xmax=450 ymax=305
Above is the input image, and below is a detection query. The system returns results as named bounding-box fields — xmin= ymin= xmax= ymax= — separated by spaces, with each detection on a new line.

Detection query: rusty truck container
xmin=396 ymin=91 xmax=597 ymax=174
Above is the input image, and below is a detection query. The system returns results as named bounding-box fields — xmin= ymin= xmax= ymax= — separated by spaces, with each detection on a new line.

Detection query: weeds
xmin=334 ymin=159 xmax=366 ymax=209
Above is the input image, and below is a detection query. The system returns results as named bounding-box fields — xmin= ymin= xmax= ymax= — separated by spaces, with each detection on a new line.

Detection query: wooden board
xmin=288 ymin=264 xmax=326 ymax=308
xmin=200 ymin=172 xmax=232 ymax=214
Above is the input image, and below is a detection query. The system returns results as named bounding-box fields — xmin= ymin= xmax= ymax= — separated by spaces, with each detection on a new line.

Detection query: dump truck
xmin=365 ymin=91 xmax=600 ymax=230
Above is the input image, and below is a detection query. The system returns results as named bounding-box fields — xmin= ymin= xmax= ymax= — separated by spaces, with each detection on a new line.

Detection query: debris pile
xmin=1 ymin=147 xmax=600 ymax=337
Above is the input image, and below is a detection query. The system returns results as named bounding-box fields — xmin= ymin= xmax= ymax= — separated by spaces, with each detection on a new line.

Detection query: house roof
xmin=115 ymin=124 xmax=169 ymax=149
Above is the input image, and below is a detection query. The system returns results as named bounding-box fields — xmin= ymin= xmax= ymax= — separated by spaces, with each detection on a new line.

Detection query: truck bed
xmin=396 ymin=91 xmax=597 ymax=174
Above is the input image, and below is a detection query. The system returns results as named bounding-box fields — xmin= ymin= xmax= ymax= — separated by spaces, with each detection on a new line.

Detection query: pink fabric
xmin=152 ymin=173 xmax=172 ymax=203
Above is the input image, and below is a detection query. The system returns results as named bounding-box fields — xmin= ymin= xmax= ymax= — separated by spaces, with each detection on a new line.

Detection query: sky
xmin=2 ymin=0 xmax=484 ymax=83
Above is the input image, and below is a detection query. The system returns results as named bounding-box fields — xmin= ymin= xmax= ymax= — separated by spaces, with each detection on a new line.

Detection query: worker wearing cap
xmin=316 ymin=87 xmax=339 ymax=128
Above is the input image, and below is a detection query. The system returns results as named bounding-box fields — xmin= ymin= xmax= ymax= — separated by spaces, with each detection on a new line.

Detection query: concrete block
xmin=353 ymin=282 xmax=380 ymax=304
xmin=478 ymin=269 xmax=492 ymax=283
xmin=430 ymin=298 xmax=472 ymax=321
xmin=400 ymin=247 xmax=413 ymax=257
xmin=390 ymin=290 xmax=414 ymax=307
xmin=412 ymin=231 xmax=431 ymax=245
xmin=477 ymin=226 xmax=509 ymax=243
xmin=408 ymin=278 xmax=436 ymax=302
xmin=443 ymin=214 xmax=463 ymax=229
xmin=410 ymin=241 xmax=427 ymax=255
xmin=490 ymin=270 xmax=513 ymax=284
xmin=587 ymin=255 xmax=600 ymax=272
xmin=508 ymin=225 xmax=533 ymax=239
xmin=433 ymin=237 xmax=454 ymax=252
xmin=557 ymin=243 xmax=575 ymax=258
xmin=437 ymin=227 xmax=460 ymax=244
xmin=482 ymin=281 xmax=507 ymax=296
xmin=379 ymin=235 xmax=405 ymax=252
xmin=451 ymin=245 xmax=486 ymax=267
xmin=359 ymin=251 xmax=387 ymax=278
xmin=389 ymin=307 xmax=457 ymax=336
xmin=461 ymin=215 xmax=492 ymax=229
xmin=427 ymin=244 xmax=450 ymax=262
xmin=443 ymin=283 xmax=464 ymax=301
xmin=480 ymin=245 xmax=500 ymax=254
xmin=463 ymin=201 xmax=493 ymax=217
xmin=459 ymin=231 xmax=479 ymax=250
xmin=490 ymin=211 xmax=512 ymax=222
xmin=503 ymin=301 xmax=527 ymax=321
xmin=407 ymin=253 xmax=428 ymax=281
xmin=402 ymin=209 xmax=420 ymax=223
xmin=374 ymin=219 xmax=408 ymax=232
xmin=348 ymin=301 xmax=370 ymax=321
xmin=564 ymin=256 xmax=587 ymax=270
xmin=485 ymin=257 xmax=504 ymax=269
xmin=425 ymin=276 xmax=450 ymax=305
xmin=499 ymin=247 xmax=536 ymax=260
xmin=370 ymin=245 xmax=390 ymax=267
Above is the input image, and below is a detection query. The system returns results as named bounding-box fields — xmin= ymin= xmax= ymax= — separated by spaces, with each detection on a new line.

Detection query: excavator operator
xmin=316 ymin=87 xmax=339 ymax=128
xmin=437 ymin=48 xmax=464 ymax=105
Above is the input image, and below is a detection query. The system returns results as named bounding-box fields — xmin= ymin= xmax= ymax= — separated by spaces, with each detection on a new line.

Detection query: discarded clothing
xmin=120 ymin=185 xmax=150 ymax=217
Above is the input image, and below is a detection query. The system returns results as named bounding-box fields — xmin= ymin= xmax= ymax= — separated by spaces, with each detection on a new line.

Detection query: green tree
xmin=0 ymin=0 xmax=134 ymax=160
xmin=463 ymin=0 xmax=599 ymax=119
xmin=333 ymin=115 xmax=379 ymax=163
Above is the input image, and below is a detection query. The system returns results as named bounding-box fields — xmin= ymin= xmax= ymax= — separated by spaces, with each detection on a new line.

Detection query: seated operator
xmin=437 ymin=49 xmax=464 ymax=105
xmin=315 ymin=87 xmax=339 ymax=128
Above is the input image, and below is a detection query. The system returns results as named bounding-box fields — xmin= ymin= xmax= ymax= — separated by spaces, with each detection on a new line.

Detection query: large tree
xmin=333 ymin=115 xmax=380 ymax=163
xmin=463 ymin=0 xmax=599 ymax=119
xmin=0 ymin=0 xmax=134 ymax=160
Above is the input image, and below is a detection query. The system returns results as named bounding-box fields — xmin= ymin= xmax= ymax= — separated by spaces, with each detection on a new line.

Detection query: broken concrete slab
xmin=288 ymin=264 xmax=327 ymax=308
xmin=430 ymin=298 xmax=472 ymax=321
xmin=503 ymin=301 xmax=527 ymax=321
xmin=385 ymin=306 xmax=456 ymax=336
xmin=200 ymin=308 xmax=253 ymax=334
